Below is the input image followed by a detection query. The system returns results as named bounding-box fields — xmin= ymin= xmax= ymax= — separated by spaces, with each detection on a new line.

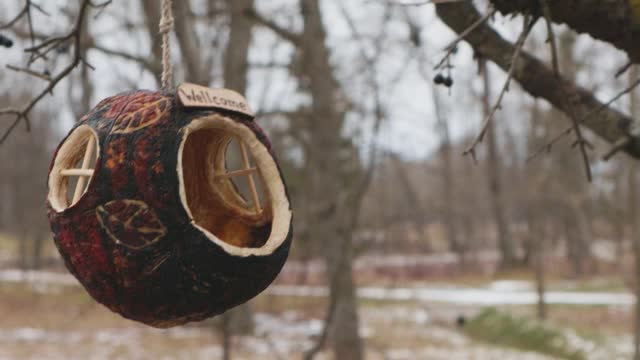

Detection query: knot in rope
xmin=158 ymin=14 xmax=174 ymax=35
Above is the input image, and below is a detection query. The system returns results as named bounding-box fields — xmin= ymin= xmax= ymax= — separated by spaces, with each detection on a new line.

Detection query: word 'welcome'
xmin=177 ymin=83 xmax=254 ymax=117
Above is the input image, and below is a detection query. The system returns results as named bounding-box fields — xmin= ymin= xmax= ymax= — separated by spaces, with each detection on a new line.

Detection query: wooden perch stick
xmin=61 ymin=169 xmax=94 ymax=177
xmin=216 ymin=167 xmax=257 ymax=178
xmin=238 ymin=139 xmax=261 ymax=213
xmin=71 ymin=136 xmax=95 ymax=204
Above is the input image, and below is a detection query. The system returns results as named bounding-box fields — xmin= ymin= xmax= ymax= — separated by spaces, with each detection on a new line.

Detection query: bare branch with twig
xmin=0 ymin=0 xmax=98 ymax=145
xmin=602 ymin=136 xmax=632 ymax=161
xmin=616 ymin=61 xmax=633 ymax=79
xmin=434 ymin=7 xmax=496 ymax=71
xmin=0 ymin=1 xmax=48 ymax=31
xmin=539 ymin=0 xmax=559 ymax=78
xmin=463 ymin=15 xmax=537 ymax=159
xmin=528 ymin=76 xmax=640 ymax=162
xmin=567 ymin=105 xmax=593 ymax=181
xmin=5 ymin=64 xmax=51 ymax=81
xmin=243 ymin=7 xmax=301 ymax=46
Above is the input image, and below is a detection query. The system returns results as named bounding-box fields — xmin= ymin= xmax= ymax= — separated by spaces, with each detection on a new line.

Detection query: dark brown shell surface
xmin=47 ymin=90 xmax=292 ymax=328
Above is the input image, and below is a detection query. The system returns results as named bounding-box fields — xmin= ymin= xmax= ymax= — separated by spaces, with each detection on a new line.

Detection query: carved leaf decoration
xmin=96 ymin=199 xmax=167 ymax=250
xmin=110 ymin=94 xmax=170 ymax=134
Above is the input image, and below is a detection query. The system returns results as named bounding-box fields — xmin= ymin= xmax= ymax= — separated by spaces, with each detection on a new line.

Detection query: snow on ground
xmin=0 ymin=312 xmax=557 ymax=360
xmin=268 ymin=284 xmax=634 ymax=306
xmin=0 ymin=268 xmax=634 ymax=359
xmin=0 ymin=326 xmax=225 ymax=360
xmin=562 ymin=329 xmax=633 ymax=360
xmin=0 ymin=269 xmax=76 ymax=286
xmin=384 ymin=345 xmax=555 ymax=360
xmin=0 ymin=269 xmax=634 ymax=306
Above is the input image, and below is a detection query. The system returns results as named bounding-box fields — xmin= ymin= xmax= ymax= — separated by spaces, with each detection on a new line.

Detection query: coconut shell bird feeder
xmin=47 ymin=0 xmax=292 ymax=328
xmin=48 ymin=2 xmax=292 ymax=327
xmin=47 ymin=80 xmax=293 ymax=327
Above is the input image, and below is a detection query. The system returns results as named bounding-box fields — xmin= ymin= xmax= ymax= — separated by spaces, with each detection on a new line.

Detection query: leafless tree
xmin=628 ymin=64 xmax=640 ymax=360
xmin=480 ymin=59 xmax=516 ymax=268
xmin=435 ymin=1 xmax=640 ymax=162
xmin=432 ymin=87 xmax=464 ymax=262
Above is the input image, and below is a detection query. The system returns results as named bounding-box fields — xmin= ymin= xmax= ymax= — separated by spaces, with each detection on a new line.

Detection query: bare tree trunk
xmin=31 ymin=235 xmax=45 ymax=270
xmin=299 ymin=0 xmax=363 ymax=358
xmin=173 ymin=1 xmax=208 ymax=83
xmin=461 ymin=213 xmax=475 ymax=265
xmin=460 ymin=143 xmax=478 ymax=264
xmin=221 ymin=312 xmax=231 ymax=360
xmin=628 ymin=65 xmax=640 ymax=360
xmin=535 ymin=233 xmax=546 ymax=320
xmin=525 ymin=95 xmax=547 ymax=318
xmin=612 ymin=176 xmax=626 ymax=268
xmin=141 ymin=0 xmax=163 ymax=85
xmin=326 ymin=236 xmax=361 ymax=360
xmin=529 ymin=215 xmax=547 ymax=320
xmin=18 ymin=231 xmax=28 ymax=271
xmin=564 ymin=213 xmax=583 ymax=277
xmin=522 ymin=99 xmax=542 ymax=267
xmin=576 ymin=205 xmax=592 ymax=274
xmin=563 ymin=203 xmax=592 ymax=278
xmin=389 ymin=154 xmax=429 ymax=251
xmin=224 ymin=0 xmax=253 ymax=91
xmin=481 ymin=60 xmax=515 ymax=268
xmin=79 ymin=9 xmax=93 ymax=117
xmin=628 ymin=159 xmax=640 ymax=360
xmin=69 ymin=1 xmax=93 ymax=120
xmin=432 ymin=87 xmax=462 ymax=262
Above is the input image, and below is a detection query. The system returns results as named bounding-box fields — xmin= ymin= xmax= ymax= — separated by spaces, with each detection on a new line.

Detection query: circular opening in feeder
xmin=48 ymin=125 xmax=99 ymax=212
xmin=178 ymin=115 xmax=291 ymax=256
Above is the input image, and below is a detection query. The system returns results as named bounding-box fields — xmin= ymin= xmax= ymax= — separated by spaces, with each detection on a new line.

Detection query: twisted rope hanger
xmin=159 ymin=0 xmax=174 ymax=90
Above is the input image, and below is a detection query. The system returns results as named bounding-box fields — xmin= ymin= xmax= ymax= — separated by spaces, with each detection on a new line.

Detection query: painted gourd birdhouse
xmin=46 ymin=83 xmax=293 ymax=328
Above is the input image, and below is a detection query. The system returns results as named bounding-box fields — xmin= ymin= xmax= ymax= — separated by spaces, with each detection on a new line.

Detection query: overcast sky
xmin=0 ymin=0 xmax=632 ymax=162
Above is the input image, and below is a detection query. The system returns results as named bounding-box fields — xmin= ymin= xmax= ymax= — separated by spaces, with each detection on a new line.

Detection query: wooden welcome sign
xmin=177 ymin=83 xmax=254 ymax=117
xmin=47 ymin=86 xmax=292 ymax=328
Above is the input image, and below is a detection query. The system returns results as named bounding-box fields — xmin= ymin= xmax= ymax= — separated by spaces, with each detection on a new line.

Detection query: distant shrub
xmin=464 ymin=308 xmax=585 ymax=360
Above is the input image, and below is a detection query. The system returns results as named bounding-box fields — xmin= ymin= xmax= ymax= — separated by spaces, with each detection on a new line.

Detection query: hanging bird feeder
xmin=47 ymin=79 xmax=293 ymax=328
xmin=46 ymin=0 xmax=293 ymax=327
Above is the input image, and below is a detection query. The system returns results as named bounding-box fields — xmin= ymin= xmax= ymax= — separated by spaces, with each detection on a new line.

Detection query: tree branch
xmin=488 ymin=0 xmax=639 ymax=63
xmin=434 ymin=6 xmax=496 ymax=71
xmin=435 ymin=1 xmax=640 ymax=159
xmin=90 ymin=43 xmax=160 ymax=74
xmin=1 ymin=0 xmax=96 ymax=144
xmin=528 ymin=77 xmax=640 ymax=161
xmin=539 ymin=0 xmax=559 ymax=77
xmin=0 ymin=0 xmax=49 ymax=31
xmin=463 ymin=15 xmax=536 ymax=159
xmin=244 ymin=8 xmax=301 ymax=46
xmin=173 ymin=0 xmax=210 ymax=84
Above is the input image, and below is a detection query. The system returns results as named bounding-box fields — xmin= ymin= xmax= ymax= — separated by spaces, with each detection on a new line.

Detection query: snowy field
xmin=0 ymin=268 xmax=634 ymax=359
xmin=0 ymin=269 xmax=633 ymax=306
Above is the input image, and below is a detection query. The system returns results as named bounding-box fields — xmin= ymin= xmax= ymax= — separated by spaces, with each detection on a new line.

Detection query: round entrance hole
xmin=48 ymin=125 xmax=99 ymax=211
xmin=178 ymin=115 xmax=291 ymax=255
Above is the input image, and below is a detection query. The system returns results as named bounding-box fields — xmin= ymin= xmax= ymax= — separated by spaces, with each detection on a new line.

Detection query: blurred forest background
xmin=1 ymin=0 xmax=640 ymax=359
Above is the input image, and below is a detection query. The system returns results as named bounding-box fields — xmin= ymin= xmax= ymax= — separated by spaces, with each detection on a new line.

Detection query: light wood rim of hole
xmin=59 ymin=136 xmax=96 ymax=206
